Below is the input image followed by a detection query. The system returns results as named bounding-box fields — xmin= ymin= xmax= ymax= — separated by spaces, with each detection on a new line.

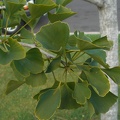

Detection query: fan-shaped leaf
xmin=0 ymin=38 xmax=25 ymax=65
xmin=13 ymin=48 xmax=44 ymax=76
xmin=74 ymin=31 xmax=92 ymax=42
xmin=84 ymin=67 xmax=110 ymax=97
xmin=87 ymin=101 xmax=95 ymax=118
xmin=56 ymin=0 xmax=73 ymax=6
xmin=102 ymin=67 xmax=120 ymax=85
xmin=92 ymin=36 xmax=112 ymax=50
xmin=20 ymin=28 xmax=34 ymax=39
xmin=85 ymin=49 xmax=109 ymax=68
xmin=35 ymin=88 xmax=61 ymax=120
xmin=28 ymin=1 xmax=57 ymax=18
xmin=5 ymin=80 xmax=25 ymax=95
xmin=48 ymin=5 xmax=76 ymax=23
xmin=75 ymin=36 xmax=111 ymax=51
xmin=20 ymin=10 xmax=40 ymax=29
xmin=10 ymin=62 xmax=25 ymax=81
xmin=36 ymin=21 xmax=69 ymax=53
xmin=26 ymin=72 xmax=47 ymax=87
xmin=46 ymin=56 xmax=61 ymax=73
xmin=59 ymin=84 xmax=80 ymax=109
xmin=6 ymin=1 xmax=24 ymax=16
xmin=90 ymin=89 xmax=117 ymax=114
xmin=73 ymin=82 xmax=91 ymax=104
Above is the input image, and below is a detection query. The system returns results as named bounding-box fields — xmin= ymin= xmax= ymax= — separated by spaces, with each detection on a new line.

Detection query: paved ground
xmin=36 ymin=0 xmax=120 ymax=32
xmin=64 ymin=0 xmax=120 ymax=32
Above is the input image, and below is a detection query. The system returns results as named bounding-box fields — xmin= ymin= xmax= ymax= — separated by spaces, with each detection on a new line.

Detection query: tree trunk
xmin=99 ymin=1 xmax=118 ymax=119
xmin=84 ymin=0 xmax=119 ymax=120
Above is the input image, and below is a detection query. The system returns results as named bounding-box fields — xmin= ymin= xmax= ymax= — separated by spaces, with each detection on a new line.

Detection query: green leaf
xmin=26 ymin=72 xmax=47 ymax=87
xmin=74 ymin=31 xmax=92 ymax=42
xmin=28 ymin=1 xmax=57 ymax=18
xmin=87 ymin=101 xmax=95 ymax=118
xmin=0 ymin=38 xmax=25 ymax=65
xmin=6 ymin=1 xmax=24 ymax=16
xmin=85 ymin=49 xmax=109 ymax=68
xmin=77 ymin=39 xmax=100 ymax=51
xmin=56 ymin=0 xmax=73 ymax=6
xmin=36 ymin=21 xmax=69 ymax=53
xmin=73 ymin=82 xmax=91 ymax=104
xmin=13 ymin=48 xmax=44 ymax=76
xmin=33 ymin=80 xmax=60 ymax=101
xmin=59 ymin=84 xmax=80 ymax=109
xmin=10 ymin=62 xmax=25 ymax=81
xmin=84 ymin=58 xmax=99 ymax=67
xmin=84 ymin=67 xmax=110 ymax=97
xmin=90 ymin=89 xmax=118 ymax=114
xmin=5 ymin=80 xmax=25 ymax=95
xmin=35 ymin=88 xmax=61 ymax=120
xmin=68 ymin=35 xmax=77 ymax=47
xmin=20 ymin=28 xmax=34 ymax=39
xmin=48 ymin=5 xmax=76 ymax=23
xmin=20 ymin=10 xmax=40 ymax=29
xmin=46 ymin=56 xmax=61 ymax=73
xmin=92 ymin=36 xmax=112 ymax=50
xmin=2 ymin=12 xmax=21 ymax=27
xmin=66 ymin=35 xmax=79 ymax=51
xmin=76 ymin=36 xmax=110 ymax=51
xmin=102 ymin=67 xmax=120 ymax=85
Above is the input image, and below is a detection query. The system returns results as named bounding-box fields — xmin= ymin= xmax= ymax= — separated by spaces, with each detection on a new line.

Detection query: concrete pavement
xmin=65 ymin=0 xmax=120 ymax=32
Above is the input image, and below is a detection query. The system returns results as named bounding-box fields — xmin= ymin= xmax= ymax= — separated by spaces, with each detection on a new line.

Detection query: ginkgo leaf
xmin=46 ymin=56 xmax=61 ymax=73
xmin=56 ymin=0 xmax=73 ymax=6
xmin=36 ymin=21 xmax=69 ymax=53
xmin=35 ymin=88 xmax=61 ymax=120
xmin=48 ymin=5 xmax=76 ymax=23
xmin=85 ymin=49 xmax=109 ymax=68
xmin=5 ymin=80 xmax=25 ymax=95
xmin=0 ymin=38 xmax=25 ymax=65
xmin=102 ymin=67 xmax=120 ymax=85
xmin=92 ymin=36 xmax=112 ymax=50
xmin=90 ymin=89 xmax=117 ymax=114
xmin=5 ymin=1 xmax=24 ymax=16
xmin=59 ymin=84 xmax=80 ymax=109
xmin=73 ymin=82 xmax=91 ymax=104
xmin=26 ymin=72 xmax=47 ymax=87
xmin=20 ymin=28 xmax=34 ymax=39
xmin=13 ymin=48 xmax=44 ymax=76
xmin=10 ymin=61 xmax=25 ymax=81
xmin=87 ymin=101 xmax=95 ymax=118
xmin=28 ymin=1 xmax=57 ymax=18
xmin=84 ymin=67 xmax=110 ymax=97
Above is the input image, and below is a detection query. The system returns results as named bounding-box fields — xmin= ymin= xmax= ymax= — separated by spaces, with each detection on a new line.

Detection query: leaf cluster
xmin=0 ymin=0 xmax=120 ymax=120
